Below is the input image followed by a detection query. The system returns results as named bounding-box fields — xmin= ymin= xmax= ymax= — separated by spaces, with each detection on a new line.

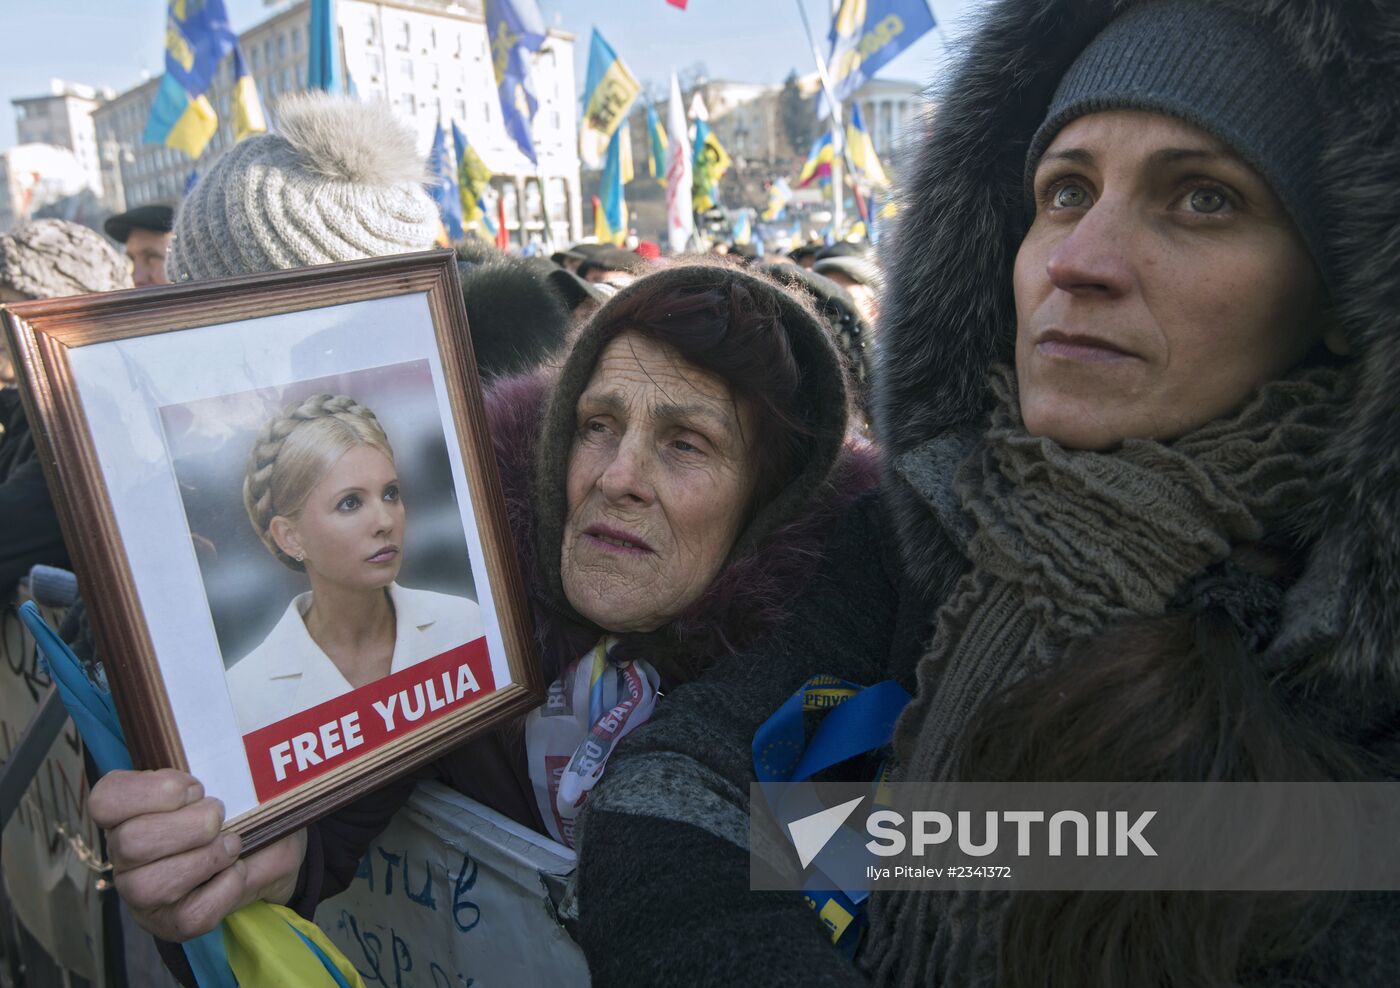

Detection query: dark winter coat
xmin=574 ymin=0 xmax=1400 ymax=984
xmin=0 ymin=387 xmax=70 ymax=600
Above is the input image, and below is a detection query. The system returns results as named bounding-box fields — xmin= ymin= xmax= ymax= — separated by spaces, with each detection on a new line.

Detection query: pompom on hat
xmin=167 ymin=93 xmax=441 ymax=281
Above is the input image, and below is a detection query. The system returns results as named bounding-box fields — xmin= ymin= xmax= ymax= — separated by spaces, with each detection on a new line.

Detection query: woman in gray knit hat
xmin=577 ymin=0 xmax=1400 ymax=985
xmin=166 ymin=92 xmax=440 ymax=281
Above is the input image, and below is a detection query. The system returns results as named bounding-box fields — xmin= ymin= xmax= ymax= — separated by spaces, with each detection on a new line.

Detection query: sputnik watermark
xmin=751 ymin=782 xmax=1400 ymax=892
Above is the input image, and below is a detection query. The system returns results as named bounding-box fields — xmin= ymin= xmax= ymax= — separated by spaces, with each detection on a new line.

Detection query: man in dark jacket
xmin=1 ymin=219 xmax=132 ymax=598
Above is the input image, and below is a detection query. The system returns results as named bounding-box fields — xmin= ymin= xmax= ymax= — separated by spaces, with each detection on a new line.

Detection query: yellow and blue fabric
xmin=845 ymin=103 xmax=889 ymax=188
xmin=428 ymin=121 xmax=464 ymax=243
xmin=691 ymin=119 xmax=730 ymax=212
xmin=452 ymin=121 xmax=496 ymax=236
xmin=485 ymin=0 xmax=547 ymax=164
xmin=762 ymin=177 xmax=793 ymax=221
xmin=144 ymin=0 xmax=238 ymax=159
xmin=596 ymin=122 xmax=633 ymax=245
xmin=645 ymin=101 xmax=668 ymax=185
xmin=231 ymin=46 xmax=266 ymax=143
xmin=818 ymin=0 xmax=936 ymax=117
xmin=17 ymin=602 xmax=365 ymax=988
xmin=753 ymin=673 xmax=910 ymax=956
xmin=306 ymin=0 xmax=344 ymax=93
xmin=580 ymin=29 xmax=640 ymax=166
xmin=731 ymin=209 xmax=752 ymax=245
xmin=797 ymin=131 xmax=835 ymax=188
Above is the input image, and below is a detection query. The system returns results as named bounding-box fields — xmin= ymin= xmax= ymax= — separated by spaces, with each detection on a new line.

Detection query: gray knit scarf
xmin=864 ymin=363 xmax=1349 ymax=988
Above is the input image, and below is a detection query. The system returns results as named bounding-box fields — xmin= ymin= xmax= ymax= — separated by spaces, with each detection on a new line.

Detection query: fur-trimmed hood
xmin=875 ymin=0 xmax=1400 ymax=701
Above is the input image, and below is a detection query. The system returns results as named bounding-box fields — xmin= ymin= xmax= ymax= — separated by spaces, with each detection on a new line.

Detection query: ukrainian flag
xmin=453 ymin=122 xmax=495 ymax=236
xmin=646 ymin=101 xmax=669 ymax=185
xmin=580 ymin=29 xmax=640 ymax=167
xmin=845 ymin=103 xmax=888 ymax=188
xmin=797 ymin=131 xmax=835 ymax=188
xmin=596 ymin=122 xmax=634 ymax=245
xmin=692 ymin=120 xmax=731 ymax=212
xmin=231 ymin=46 xmax=267 ymax=143
xmin=144 ymin=0 xmax=238 ymax=159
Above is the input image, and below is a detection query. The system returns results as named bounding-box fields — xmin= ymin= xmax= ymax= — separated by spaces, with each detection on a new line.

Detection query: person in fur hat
xmin=1 ymin=218 xmax=132 ymax=598
xmin=573 ymin=1 xmax=1400 ymax=985
xmin=88 ymin=261 xmax=877 ymax=978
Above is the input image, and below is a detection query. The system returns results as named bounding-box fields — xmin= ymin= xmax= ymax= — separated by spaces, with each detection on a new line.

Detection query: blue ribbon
xmin=752 ymin=674 xmax=910 ymax=955
xmin=19 ymin=602 xmax=238 ymax=988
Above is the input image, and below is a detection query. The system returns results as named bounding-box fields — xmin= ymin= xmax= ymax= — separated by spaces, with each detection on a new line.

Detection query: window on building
xmin=396 ymin=92 xmax=416 ymax=117
xmin=252 ymin=47 xmax=261 ymax=70
xmin=453 ymin=99 xmax=467 ymax=121
xmin=547 ymin=177 xmax=569 ymax=224
xmin=283 ymin=68 xmax=292 ymax=93
xmin=292 ymin=27 xmax=301 ymax=53
xmin=264 ymin=40 xmax=274 ymax=66
xmin=430 ymin=62 xmax=440 ymax=87
xmin=365 ymin=11 xmax=379 ymax=43
xmin=429 ymin=28 xmax=437 ymax=50
xmin=483 ymin=100 xmax=492 ymax=123
xmin=399 ymin=57 xmax=414 ymax=80
xmin=277 ymin=35 xmax=286 ymax=61
xmin=366 ymin=52 xmax=383 ymax=78
xmin=396 ymin=21 xmax=411 ymax=51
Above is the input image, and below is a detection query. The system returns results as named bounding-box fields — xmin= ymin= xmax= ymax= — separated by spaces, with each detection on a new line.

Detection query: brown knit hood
xmin=522 ymin=261 xmax=863 ymax=682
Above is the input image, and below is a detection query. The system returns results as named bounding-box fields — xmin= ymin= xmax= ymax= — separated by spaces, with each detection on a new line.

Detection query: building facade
xmin=92 ymin=0 xmax=581 ymax=243
xmin=10 ymin=80 xmax=113 ymax=195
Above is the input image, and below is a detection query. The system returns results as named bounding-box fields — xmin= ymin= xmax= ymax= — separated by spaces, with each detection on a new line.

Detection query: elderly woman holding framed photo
xmin=89 ymin=260 xmax=876 ymax=958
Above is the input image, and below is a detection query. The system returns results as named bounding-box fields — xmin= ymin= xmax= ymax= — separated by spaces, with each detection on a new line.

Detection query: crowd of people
xmin=3 ymin=0 xmax=1400 ymax=983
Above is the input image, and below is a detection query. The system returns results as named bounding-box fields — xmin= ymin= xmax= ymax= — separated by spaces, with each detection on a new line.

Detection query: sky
xmin=0 ymin=0 xmax=980 ymax=152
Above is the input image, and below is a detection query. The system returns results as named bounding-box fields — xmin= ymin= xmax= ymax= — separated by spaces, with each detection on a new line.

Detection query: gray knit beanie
xmin=167 ymin=93 xmax=441 ymax=281
xmin=1024 ymin=0 xmax=1328 ymax=288
xmin=0 ymin=218 xmax=132 ymax=299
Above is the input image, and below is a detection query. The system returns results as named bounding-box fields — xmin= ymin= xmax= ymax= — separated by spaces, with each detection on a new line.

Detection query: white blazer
xmin=225 ymin=582 xmax=484 ymax=734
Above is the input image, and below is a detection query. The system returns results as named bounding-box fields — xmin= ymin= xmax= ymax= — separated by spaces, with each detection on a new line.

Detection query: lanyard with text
xmin=752 ymin=674 xmax=911 ymax=955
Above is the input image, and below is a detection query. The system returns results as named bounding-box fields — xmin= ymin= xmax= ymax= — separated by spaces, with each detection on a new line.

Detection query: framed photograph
xmin=1 ymin=251 xmax=541 ymax=849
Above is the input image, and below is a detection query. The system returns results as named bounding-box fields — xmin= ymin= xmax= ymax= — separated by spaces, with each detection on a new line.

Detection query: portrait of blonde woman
xmin=226 ymin=392 xmax=483 ymax=734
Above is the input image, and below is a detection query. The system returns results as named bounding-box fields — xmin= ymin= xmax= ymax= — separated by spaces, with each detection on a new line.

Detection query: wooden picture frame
xmin=1 ymin=250 xmax=542 ymax=850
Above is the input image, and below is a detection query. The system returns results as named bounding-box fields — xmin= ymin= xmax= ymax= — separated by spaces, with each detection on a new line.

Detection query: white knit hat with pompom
xmin=167 ymin=93 xmax=440 ymax=281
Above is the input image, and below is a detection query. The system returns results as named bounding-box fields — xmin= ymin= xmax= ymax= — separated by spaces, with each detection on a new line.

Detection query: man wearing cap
xmin=103 ymin=204 xmax=174 ymax=288
xmin=812 ymin=242 xmax=881 ymax=331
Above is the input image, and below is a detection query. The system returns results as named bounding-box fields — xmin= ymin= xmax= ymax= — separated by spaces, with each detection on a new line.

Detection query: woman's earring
xmin=295 ymin=551 xmax=305 ymax=563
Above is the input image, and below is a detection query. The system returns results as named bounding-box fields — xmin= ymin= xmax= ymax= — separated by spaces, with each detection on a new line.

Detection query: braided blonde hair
xmin=242 ymin=393 xmax=396 ymax=571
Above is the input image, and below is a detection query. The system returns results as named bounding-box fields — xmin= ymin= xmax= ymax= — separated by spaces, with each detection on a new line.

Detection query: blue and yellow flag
xmin=231 ymin=46 xmax=266 ymax=143
xmin=484 ymin=0 xmax=547 ymax=164
xmin=645 ymin=101 xmax=669 ymax=185
xmin=143 ymin=0 xmax=238 ymax=158
xmin=692 ymin=120 xmax=730 ymax=212
xmin=596 ymin=122 xmax=634 ymax=245
xmin=762 ymin=177 xmax=793 ymax=221
xmin=580 ymin=29 xmax=641 ymax=167
xmin=428 ymin=122 xmax=464 ymax=243
xmin=452 ymin=122 xmax=495 ymax=236
xmin=797 ymin=131 xmax=836 ymax=188
xmin=845 ymin=102 xmax=888 ymax=187
xmin=819 ymin=0 xmax=935 ymax=116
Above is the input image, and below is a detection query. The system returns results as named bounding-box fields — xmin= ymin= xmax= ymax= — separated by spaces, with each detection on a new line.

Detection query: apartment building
xmin=92 ymin=0 xmax=581 ymax=243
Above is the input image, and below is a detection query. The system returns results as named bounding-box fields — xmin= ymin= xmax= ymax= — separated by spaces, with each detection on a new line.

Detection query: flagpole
xmin=795 ymin=0 xmax=844 ymax=236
